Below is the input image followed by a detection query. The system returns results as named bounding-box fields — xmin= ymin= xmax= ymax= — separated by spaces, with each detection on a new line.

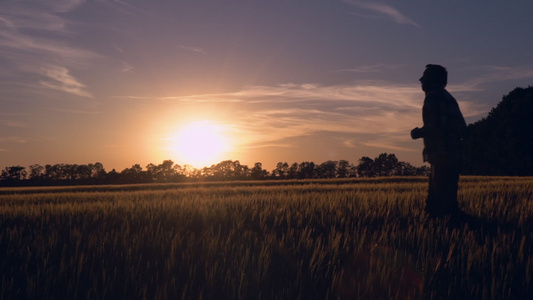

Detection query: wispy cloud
xmin=457 ymin=65 xmax=533 ymax=90
xmin=343 ymin=0 xmax=420 ymax=27
xmin=178 ymin=45 xmax=207 ymax=54
xmin=48 ymin=0 xmax=86 ymax=13
xmin=97 ymin=0 xmax=150 ymax=16
xmin=47 ymin=107 xmax=101 ymax=115
xmin=0 ymin=136 xmax=28 ymax=144
xmin=0 ymin=120 xmax=29 ymax=128
xmin=0 ymin=9 xmax=65 ymax=32
xmin=334 ymin=64 xmax=405 ymax=73
xmin=0 ymin=2 xmax=96 ymax=96
xmin=39 ymin=65 xmax=92 ymax=97
xmin=121 ymin=62 xmax=133 ymax=72
xmin=360 ymin=141 xmax=416 ymax=152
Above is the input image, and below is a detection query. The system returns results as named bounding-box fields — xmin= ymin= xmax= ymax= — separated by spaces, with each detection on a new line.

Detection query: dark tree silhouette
xmin=233 ymin=161 xmax=250 ymax=179
xmin=297 ymin=162 xmax=316 ymax=179
xmin=273 ymin=162 xmax=290 ymax=179
xmin=288 ymin=163 xmax=299 ymax=179
xmin=317 ymin=160 xmax=338 ymax=179
xmin=354 ymin=153 xmax=421 ymax=177
xmin=336 ymin=160 xmax=354 ymax=178
xmin=251 ymin=162 xmax=268 ymax=179
xmin=121 ymin=164 xmax=151 ymax=183
xmin=394 ymin=162 xmax=417 ymax=176
xmin=464 ymin=86 xmax=533 ymax=176
xmin=28 ymin=164 xmax=44 ymax=180
xmin=90 ymin=162 xmax=106 ymax=179
xmin=357 ymin=156 xmax=375 ymax=177
xmin=373 ymin=153 xmax=399 ymax=177
xmin=212 ymin=160 xmax=237 ymax=179
xmin=1 ymin=166 xmax=27 ymax=182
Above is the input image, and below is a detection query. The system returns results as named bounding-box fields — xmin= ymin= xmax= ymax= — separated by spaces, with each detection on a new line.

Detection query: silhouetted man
xmin=411 ymin=64 xmax=467 ymax=218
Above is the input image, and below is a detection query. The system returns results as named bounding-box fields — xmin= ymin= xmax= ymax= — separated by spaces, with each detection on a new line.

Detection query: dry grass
xmin=0 ymin=176 xmax=532 ymax=299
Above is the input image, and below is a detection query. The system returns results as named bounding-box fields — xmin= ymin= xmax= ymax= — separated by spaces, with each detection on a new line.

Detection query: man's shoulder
xmin=425 ymin=88 xmax=455 ymax=103
xmin=425 ymin=88 xmax=447 ymax=97
xmin=424 ymin=90 xmax=442 ymax=106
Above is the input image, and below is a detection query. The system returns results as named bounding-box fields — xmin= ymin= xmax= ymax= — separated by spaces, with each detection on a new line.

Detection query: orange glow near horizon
xmin=167 ymin=120 xmax=232 ymax=168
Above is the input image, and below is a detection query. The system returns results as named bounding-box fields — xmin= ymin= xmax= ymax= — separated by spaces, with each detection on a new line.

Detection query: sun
xmin=170 ymin=121 xmax=231 ymax=168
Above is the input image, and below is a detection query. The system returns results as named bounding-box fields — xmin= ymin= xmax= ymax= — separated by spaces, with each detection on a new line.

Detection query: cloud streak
xmin=459 ymin=66 xmax=533 ymax=89
xmin=39 ymin=65 xmax=92 ymax=97
xmin=50 ymin=0 xmax=86 ymax=13
xmin=334 ymin=64 xmax=406 ymax=73
xmin=178 ymin=45 xmax=207 ymax=54
xmin=0 ymin=2 xmax=96 ymax=97
xmin=0 ymin=120 xmax=29 ymax=128
xmin=343 ymin=0 xmax=420 ymax=27
xmin=0 ymin=136 xmax=28 ymax=144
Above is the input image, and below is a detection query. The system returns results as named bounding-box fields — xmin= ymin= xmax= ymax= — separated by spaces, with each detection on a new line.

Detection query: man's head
xmin=420 ymin=64 xmax=447 ymax=91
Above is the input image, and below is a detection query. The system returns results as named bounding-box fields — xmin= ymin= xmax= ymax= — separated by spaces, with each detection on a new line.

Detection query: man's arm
xmin=411 ymin=127 xmax=424 ymax=139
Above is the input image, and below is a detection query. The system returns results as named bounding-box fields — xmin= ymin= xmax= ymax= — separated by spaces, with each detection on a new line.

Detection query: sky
xmin=1 ymin=0 xmax=533 ymax=172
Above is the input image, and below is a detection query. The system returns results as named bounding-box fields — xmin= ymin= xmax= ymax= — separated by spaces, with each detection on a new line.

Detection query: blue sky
xmin=1 ymin=0 xmax=533 ymax=171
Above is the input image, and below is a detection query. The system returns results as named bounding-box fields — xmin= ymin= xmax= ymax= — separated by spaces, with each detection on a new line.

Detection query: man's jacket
xmin=420 ymin=88 xmax=467 ymax=164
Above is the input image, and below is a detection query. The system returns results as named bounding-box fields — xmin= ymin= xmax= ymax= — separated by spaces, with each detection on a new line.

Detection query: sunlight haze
xmin=166 ymin=120 xmax=233 ymax=168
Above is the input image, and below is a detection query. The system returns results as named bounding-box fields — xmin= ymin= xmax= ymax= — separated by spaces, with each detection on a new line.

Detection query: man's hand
xmin=411 ymin=127 xmax=423 ymax=139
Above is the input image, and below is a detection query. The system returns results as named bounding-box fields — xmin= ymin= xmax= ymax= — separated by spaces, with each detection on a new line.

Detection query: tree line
xmin=0 ymin=153 xmax=429 ymax=187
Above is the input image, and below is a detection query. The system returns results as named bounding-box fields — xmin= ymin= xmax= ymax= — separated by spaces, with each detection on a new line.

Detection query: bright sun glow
xmin=170 ymin=121 xmax=231 ymax=168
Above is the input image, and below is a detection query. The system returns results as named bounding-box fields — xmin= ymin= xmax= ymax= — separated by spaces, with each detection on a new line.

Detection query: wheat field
xmin=0 ymin=176 xmax=532 ymax=299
